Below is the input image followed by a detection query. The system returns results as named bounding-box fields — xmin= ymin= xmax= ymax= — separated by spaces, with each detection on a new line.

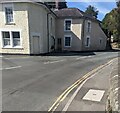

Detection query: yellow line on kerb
xmin=48 ymin=58 xmax=117 ymax=112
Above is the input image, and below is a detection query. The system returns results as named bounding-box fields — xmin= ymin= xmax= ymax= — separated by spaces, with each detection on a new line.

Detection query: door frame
xmin=31 ymin=33 xmax=41 ymax=54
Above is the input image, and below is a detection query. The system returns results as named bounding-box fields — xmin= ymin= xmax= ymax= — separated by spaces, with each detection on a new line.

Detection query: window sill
xmin=64 ymin=30 xmax=71 ymax=32
xmin=85 ymin=46 xmax=90 ymax=48
xmin=5 ymin=23 xmax=16 ymax=25
xmin=2 ymin=46 xmax=23 ymax=49
xmin=64 ymin=46 xmax=71 ymax=48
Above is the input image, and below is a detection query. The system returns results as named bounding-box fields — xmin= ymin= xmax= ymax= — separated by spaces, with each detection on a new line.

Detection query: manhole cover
xmin=83 ymin=89 xmax=105 ymax=102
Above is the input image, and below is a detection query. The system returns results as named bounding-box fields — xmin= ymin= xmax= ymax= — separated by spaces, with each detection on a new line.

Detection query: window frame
xmin=0 ymin=29 xmax=22 ymax=48
xmin=3 ymin=4 xmax=15 ymax=24
xmin=85 ymin=36 xmax=90 ymax=47
xmin=64 ymin=19 xmax=72 ymax=31
xmin=87 ymin=20 xmax=91 ymax=33
xmin=64 ymin=35 xmax=72 ymax=47
xmin=100 ymin=38 xmax=102 ymax=45
xmin=12 ymin=31 xmax=21 ymax=47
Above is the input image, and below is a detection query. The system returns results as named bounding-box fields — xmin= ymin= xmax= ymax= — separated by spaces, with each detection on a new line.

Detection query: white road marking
xmin=62 ymin=63 xmax=108 ymax=112
xmin=62 ymin=78 xmax=89 ymax=112
xmin=4 ymin=56 xmax=31 ymax=60
xmin=0 ymin=56 xmax=3 ymax=58
xmin=44 ymin=59 xmax=65 ymax=64
xmin=110 ymin=75 xmax=118 ymax=79
xmin=76 ymin=56 xmax=93 ymax=60
xmin=76 ymin=56 xmax=86 ymax=60
xmin=83 ymin=89 xmax=105 ymax=102
xmin=0 ymin=66 xmax=22 ymax=70
xmin=62 ymin=72 xmax=97 ymax=112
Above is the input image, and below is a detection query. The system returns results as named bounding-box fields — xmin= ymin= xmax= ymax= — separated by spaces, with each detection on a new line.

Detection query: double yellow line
xmin=48 ymin=58 xmax=116 ymax=112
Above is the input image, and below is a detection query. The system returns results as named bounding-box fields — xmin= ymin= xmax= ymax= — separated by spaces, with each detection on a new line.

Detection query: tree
xmin=85 ymin=5 xmax=99 ymax=18
xmin=116 ymin=0 xmax=120 ymax=7
xmin=102 ymin=9 xmax=117 ymax=35
xmin=102 ymin=1 xmax=120 ymax=48
xmin=116 ymin=0 xmax=120 ymax=44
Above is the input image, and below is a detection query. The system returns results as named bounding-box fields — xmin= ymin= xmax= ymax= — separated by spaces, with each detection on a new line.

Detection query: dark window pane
xmin=65 ymin=20 xmax=71 ymax=31
xmin=2 ymin=32 xmax=10 ymax=38
xmin=5 ymin=7 xmax=13 ymax=23
xmin=12 ymin=32 xmax=20 ymax=38
xmin=4 ymin=39 xmax=10 ymax=46
xmin=86 ymin=38 xmax=90 ymax=47
xmin=65 ymin=37 xmax=71 ymax=46
xmin=13 ymin=39 xmax=20 ymax=46
xmin=12 ymin=32 xmax=20 ymax=46
xmin=87 ymin=22 xmax=91 ymax=32
xmin=2 ymin=32 xmax=10 ymax=46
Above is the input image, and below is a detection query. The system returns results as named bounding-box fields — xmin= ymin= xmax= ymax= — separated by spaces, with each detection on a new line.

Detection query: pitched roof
xmin=54 ymin=8 xmax=84 ymax=18
xmin=0 ymin=0 xmax=57 ymax=17
xmin=0 ymin=0 xmax=65 ymax=3
xmin=54 ymin=8 xmax=100 ymax=22
xmin=0 ymin=0 xmax=40 ymax=3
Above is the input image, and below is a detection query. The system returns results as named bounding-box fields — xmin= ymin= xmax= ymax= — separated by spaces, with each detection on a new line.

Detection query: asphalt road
xmin=1 ymin=51 xmax=119 ymax=111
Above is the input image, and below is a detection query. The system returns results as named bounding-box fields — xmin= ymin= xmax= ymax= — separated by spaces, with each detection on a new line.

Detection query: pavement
xmin=55 ymin=58 xmax=118 ymax=112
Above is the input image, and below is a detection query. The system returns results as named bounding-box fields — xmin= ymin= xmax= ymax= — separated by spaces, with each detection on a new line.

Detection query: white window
xmin=5 ymin=7 xmax=14 ymax=24
xmin=12 ymin=32 xmax=20 ymax=46
xmin=1 ymin=31 xmax=21 ymax=48
xmin=85 ymin=36 xmax=90 ymax=47
xmin=64 ymin=35 xmax=72 ymax=47
xmin=64 ymin=19 xmax=72 ymax=31
xmin=87 ymin=21 xmax=91 ymax=33
xmin=2 ymin=32 xmax=10 ymax=46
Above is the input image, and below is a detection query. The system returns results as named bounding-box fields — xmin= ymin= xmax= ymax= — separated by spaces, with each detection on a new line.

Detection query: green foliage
xmin=116 ymin=0 xmax=120 ymax=43
xmin=102 ymin=5 xmax=120 ymax=44
xmin=85 ymin=5 xmax=99 ymax=18
xmin=102 ymin=9 xmax=117 ymax=33
xmin=116 ymin=0 xmax=120 ymax=7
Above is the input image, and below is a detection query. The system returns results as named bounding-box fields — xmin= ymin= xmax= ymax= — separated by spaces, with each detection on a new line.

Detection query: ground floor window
xmin=12 ymin=32 xmax=20 ymax=46
xmin=64 ymin=35 xmax=72 ymax=47
xmin=2 ymin=31 xmax=10 ymax=46
xmin=1 ymin=30 xmax=21 ymax=48
xmin=85 ymin=36 xmax=90 ymax=47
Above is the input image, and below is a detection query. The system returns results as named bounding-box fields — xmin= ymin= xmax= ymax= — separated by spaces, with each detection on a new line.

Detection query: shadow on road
xmin=43 ymin=49 xmax=120 ymax=57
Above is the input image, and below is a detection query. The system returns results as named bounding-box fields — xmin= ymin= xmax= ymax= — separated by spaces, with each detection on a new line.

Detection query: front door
xmin=32 ymin=36 xmax=40 ymax=54
xmin=57 ymin=38 xmax=62 ymax=51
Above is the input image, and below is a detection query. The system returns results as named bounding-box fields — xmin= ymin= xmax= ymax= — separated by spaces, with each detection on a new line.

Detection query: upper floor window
xmin=5 ymin=7 xmax=14 ymax=24
xmin=1 ymin=31 xmax=21 ymax=48
xmin=64 ymin=19 xmax=72 ymax=31
xmin=87 ymin=21 xmax=91 ymax=32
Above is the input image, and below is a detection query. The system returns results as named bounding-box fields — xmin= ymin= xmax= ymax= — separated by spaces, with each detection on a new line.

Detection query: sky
xmin=66 ymin=0 xmax=117 ymax=21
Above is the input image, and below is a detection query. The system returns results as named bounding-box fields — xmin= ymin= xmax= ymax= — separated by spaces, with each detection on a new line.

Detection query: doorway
xmin=32 ymin=36 xmax=40 ymax=54
xmin=57 ymin=38 xmax=62 ymax=51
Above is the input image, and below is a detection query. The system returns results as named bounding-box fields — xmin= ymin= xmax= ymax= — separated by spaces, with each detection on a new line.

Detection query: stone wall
xmin=106 ymin=58 xmax=119 ymax=112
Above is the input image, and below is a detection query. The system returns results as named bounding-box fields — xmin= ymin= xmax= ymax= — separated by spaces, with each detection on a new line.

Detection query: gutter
xmin=81 ymin=17 xmax=86 ymax=50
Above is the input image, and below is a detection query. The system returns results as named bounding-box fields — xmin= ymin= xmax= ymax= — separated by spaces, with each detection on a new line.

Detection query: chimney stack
xmin=55 ymin=0 xmax=59 ymax=10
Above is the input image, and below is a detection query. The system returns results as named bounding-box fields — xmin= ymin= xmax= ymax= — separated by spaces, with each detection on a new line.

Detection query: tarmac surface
xmin=0 ymin=51 xmax=119 ymax=111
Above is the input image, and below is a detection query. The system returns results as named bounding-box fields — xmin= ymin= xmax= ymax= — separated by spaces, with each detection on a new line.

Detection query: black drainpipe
xmin=47 ymin=12 xmax=51 ymax=53
xmin=81 ymin=17 xmax=86 ymax=50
